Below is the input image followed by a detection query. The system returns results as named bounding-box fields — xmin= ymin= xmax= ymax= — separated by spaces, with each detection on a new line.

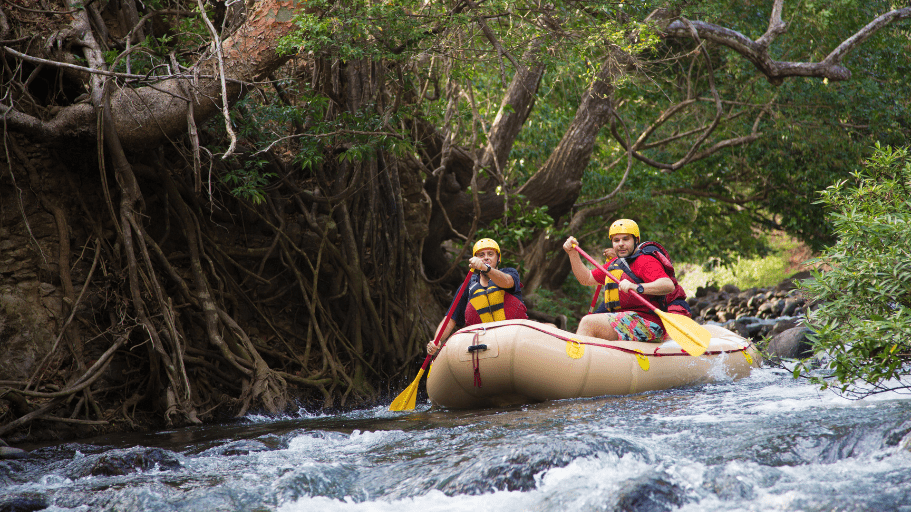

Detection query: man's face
xmin=476 ymin=249 xmax=499 ymax=268
xmin=611 ymin=234 xmax=636 ymax=258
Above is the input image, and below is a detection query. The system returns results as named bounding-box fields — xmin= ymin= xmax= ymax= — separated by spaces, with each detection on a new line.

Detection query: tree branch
xmin=665 ymin=7 xmax=911 ymax=84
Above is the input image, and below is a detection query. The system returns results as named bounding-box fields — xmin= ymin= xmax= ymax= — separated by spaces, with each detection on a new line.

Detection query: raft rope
xmin=458 ymin=321 xmax=752 ymax=358
xmin=469 ymin=332 xmax=484 ymax=387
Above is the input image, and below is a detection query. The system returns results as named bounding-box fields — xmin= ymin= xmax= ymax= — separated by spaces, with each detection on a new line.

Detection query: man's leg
xmin=577 ymin=313 xmax=620 ymax=340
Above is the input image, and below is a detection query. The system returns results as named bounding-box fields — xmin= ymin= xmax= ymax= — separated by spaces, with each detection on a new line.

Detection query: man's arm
xmin=563 ymin=236 xmax=599 ymax=286
xmin=618 ymin=277 xmax=674 ymax=296
xmin=485 ymin=266 xmax=515 ymax=290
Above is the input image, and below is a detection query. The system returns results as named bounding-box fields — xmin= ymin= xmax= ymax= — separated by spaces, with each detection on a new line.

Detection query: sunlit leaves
xmin=796 ymin=144 xmax=911 ymax=396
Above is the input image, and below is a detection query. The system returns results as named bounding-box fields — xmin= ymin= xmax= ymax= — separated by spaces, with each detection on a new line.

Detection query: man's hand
xmin=468 ymin=256 xmax=488 ymax=272
xmin=618 ymin=279 xmax=636 ymax=293
xmin=562 ymin=236 xmax=579 ymax=253
xmin=427 ymin=340 xmax=441 ymax=356
xmin=602 ymin=247 xmax=617 ymax=261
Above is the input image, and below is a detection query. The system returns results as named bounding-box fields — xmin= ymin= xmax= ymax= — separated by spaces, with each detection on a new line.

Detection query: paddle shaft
xmin=420 ymin=269 xmax=474 ymax=371
xmin=575 ymin=246 xmax=658 ymax=312
xmin=586 ymin=254 xmax=610 ymax=313
xmin=588 ymin=285 xmax=603 ymax=313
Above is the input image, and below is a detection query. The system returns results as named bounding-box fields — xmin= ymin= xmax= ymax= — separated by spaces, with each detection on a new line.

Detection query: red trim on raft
xmin=457 ymin=321 xmax=752 ymax=358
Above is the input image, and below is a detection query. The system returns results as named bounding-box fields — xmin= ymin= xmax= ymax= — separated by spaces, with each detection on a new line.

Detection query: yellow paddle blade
xmin=657 ymin=310 xmax=711 ymax=357
xmin=388 ymin=368 xmax=426 ymax=411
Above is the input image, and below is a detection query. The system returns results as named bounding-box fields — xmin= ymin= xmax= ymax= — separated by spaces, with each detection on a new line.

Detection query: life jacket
xmin=464 ymin=277 xmax=528 ymax=325
xmin=602 ymin=241 xmax=692 ymax=318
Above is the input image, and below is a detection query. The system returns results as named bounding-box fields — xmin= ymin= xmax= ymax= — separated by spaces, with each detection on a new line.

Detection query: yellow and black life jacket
xmin=467 ymin=279 xmax=508 ymax=323
xmin=602 ymin=266 xmax=628 ymax=312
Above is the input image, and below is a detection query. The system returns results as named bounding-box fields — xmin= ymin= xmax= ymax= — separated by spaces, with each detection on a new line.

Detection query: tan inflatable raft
xmin=426 ymin=319 xmax=760 ymax=409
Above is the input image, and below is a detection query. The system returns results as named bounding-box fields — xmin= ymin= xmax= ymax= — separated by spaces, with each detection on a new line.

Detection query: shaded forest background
xmin=1 ymin=0 xmax=908 ymax=441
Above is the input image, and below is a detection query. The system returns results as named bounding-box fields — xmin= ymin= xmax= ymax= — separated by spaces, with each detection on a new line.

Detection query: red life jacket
xmin=603 ymin=241 xmax=691 ymax=318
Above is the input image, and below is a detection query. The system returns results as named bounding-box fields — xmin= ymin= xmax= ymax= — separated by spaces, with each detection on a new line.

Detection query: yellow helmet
xmin=609 ymin=219 xmax=640 ymax=239
xmin=472 ymin=238 xmax=501 ymax=257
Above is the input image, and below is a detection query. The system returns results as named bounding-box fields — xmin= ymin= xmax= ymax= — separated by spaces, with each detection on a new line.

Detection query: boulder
xmin=695 ymin=285 xmax=718 ymax=298
xmin=613 ymin=474 xmax=687 ymax=512
xmin=766 ymin=326 xmax=813 ymax=359
xmin=82 ymin=447 xmax=182 ymax=477
xmin=721 ymin=284 xmax=741 ymax=294
xmin=768 ymin=317 xmax=801 ymax=337
xmin=0 ymin=446 xmax=28 ymax=460
xmin=0 ymin=496 xmax=47 ymax=512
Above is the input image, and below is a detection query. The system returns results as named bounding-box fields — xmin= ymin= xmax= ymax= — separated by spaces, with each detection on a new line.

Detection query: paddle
xmin=587 ymin=253 xmax=610 ymax=313
xmin=389 ymin=269 xmax=474 ymax=411
xmin=574 ymin=245 xmax=710 ymax=356
xmin=588 ymin=284 xmax=603 ymax=314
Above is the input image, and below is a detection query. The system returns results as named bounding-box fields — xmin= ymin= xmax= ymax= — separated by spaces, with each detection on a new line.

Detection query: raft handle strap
xmin=471 ymin=333 xmax=483 ymax=387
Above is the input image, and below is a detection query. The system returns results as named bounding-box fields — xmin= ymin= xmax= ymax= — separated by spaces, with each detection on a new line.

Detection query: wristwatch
xmin=636 ymin=284 xmax=645 ymax=294
xmin=483 ymin=264 xmax=492 ymax=274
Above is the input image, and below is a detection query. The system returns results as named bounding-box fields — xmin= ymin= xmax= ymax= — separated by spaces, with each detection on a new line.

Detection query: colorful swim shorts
xmin=608 ymin=312 xmax=664 ymax=342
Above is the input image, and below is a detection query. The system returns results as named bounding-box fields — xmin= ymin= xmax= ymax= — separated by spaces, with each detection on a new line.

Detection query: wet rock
xmin=781 ymin=298 xmax=803 ymax=317
xmin=0 ymin=496 xmax=47 ymax=512
xmin=0 ymin=446 xmax=28 ymax=460
xmin=883 ymin=419 xmax=911 ymax=448
xmin=200 ymin=439 xmax=270 ymax=457
xmin=768 ymin=317 xmax=801 ymax=337
xmin=703 ymin=473 xmax=755 ymax=500
xmin=612 ymin=474 xmax=687 ymax=512
xmin=85 ymin=447 xmax=182 ymax=476
xmin=441 ymin=438 xmax=611 ymax=495
xmin=766 ymin=326 xmax=813 ymax=359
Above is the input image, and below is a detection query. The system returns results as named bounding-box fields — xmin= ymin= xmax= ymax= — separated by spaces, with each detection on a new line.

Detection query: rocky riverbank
xmin=688 ymin=270 xmax=815 ymax=359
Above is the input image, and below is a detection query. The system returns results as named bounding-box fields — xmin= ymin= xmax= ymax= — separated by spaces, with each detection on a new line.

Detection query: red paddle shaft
xmin=419 ymin=269 xmax=474 ymax=371
xmin=575 ymin=246 xmax=656 ymax=312
xmin=588 ymin=284 xmax=603 ymax=314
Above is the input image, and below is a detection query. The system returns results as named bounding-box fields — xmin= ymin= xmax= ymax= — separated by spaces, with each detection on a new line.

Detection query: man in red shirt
xmin=563 ymin=219 xmax=674 ymax=342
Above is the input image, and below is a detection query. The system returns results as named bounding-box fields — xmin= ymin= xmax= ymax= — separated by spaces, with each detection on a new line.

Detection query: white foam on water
xmin=285 ymin=428 xmax=409 ymax=456
xmin=277 ymin=490 xmax=537 ymax=512
xmin=276 ymin=451 xmax=664 ymax=512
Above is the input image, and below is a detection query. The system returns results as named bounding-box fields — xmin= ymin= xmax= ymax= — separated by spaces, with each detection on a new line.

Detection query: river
xmin=3 ymin=365 xmax=911 ymax=512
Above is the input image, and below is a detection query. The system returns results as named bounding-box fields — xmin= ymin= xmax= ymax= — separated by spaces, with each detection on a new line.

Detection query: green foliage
xmin=678 ymin=234 xmax=800 ymax=293
xmin=221 ymin=158 xmax=276 ymax=204
xmin=559 ymin=0 xmax=911 ymax=259
xmin=476 ymin=196 xmax=553 ymax=272
xmin=279 ymin=0 xmax=458 ymax=61
xmin=101 ymin=2 xmax=211 ymax=74
xmin=243 ymin=0 xmax=908 ymax=278
xmin=795 ymin=144 xmax=911 ymax=396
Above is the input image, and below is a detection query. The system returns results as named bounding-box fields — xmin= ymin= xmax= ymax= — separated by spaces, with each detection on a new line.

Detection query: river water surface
xmin=3 ymin=365 xmax=911 ymax=511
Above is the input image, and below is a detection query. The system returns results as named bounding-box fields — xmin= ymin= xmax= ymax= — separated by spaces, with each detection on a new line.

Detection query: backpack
xmin=619 ymin=241 xmax=692 ymax=317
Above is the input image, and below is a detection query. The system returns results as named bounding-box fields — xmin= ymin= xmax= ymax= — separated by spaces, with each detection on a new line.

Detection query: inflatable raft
xmin=426 ymin=319 xmax=760 ymax=409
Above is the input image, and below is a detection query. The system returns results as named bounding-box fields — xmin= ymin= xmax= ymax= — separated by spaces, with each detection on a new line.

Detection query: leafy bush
xmin=796 ymin=144 xmax=911 ymax=396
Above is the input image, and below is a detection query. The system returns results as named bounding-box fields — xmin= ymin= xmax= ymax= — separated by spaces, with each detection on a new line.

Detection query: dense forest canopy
xmin=0 ymin=0 xmax=909 ymax=437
